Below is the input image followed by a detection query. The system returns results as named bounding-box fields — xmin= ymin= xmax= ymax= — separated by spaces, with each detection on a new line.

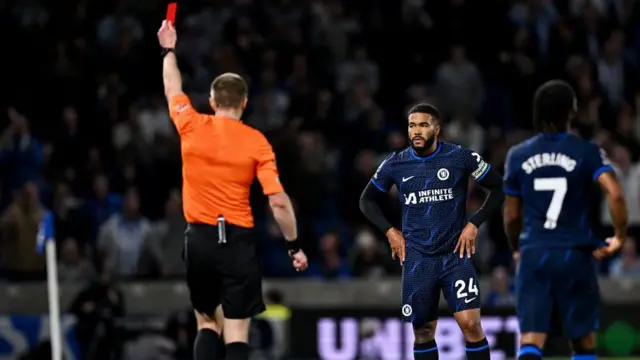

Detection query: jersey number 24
xmin=533 ymin=177 xmax=567 ymax=230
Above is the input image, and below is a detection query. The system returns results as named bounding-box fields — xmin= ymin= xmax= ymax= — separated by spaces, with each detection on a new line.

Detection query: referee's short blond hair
xmin=210 ymin=73 xmax=248 ymax=109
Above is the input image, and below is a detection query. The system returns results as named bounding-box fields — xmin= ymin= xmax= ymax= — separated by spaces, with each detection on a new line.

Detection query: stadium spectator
xmin=484 ymin=266 xmax=516 ymax=307
xmin=0 ymin=182 xmax=46 ymax=281
xmin=137 ymin=190 xmax=186 ymax=278
xmin=435 ymin=45 xmax=485 ymax=118
xmin=351 ymin=227 xmax=394 ymax=278
xmin=97 ymin=188 xmax=150 ymax=277
xmin=0 ymin=109 xmax=42 ymax=199
xmin=308 ymin=230 xmax=351 ymax=279
xmin=83 ymin=175 xmax=123 ymax=244
xmin=0 ymin=0 xmax=639 ymax=282
xmin=601 ymin=144 xmax=640 ymax=239
xmin=58 ymin=237 xmax=95 ymax=283
xmin=69 ymin=273 xmax=126 ymax=360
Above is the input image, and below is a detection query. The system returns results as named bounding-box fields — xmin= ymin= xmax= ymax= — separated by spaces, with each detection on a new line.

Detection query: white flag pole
xmin=45 ymin=239 xmax=62 ymax=360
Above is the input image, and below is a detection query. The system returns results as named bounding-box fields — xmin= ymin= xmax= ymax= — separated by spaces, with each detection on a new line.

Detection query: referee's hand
xmin=291 ymin=249 xmax=309 ymax=272
xmin=157 ymin=20 xmax=177 ymax=49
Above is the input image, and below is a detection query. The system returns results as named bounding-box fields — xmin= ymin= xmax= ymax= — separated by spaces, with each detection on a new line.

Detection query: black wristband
xmin=161 ymin=48 xmax=175 ymax=58
xmin=286 ymin=239 xmax=300 ymax=254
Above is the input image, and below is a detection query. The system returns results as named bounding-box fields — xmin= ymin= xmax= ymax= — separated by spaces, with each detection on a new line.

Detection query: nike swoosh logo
xmin=402 ymin=176 xmax=415 ymax=182
xmin=465 ymin=297 xmax=477 ymax=304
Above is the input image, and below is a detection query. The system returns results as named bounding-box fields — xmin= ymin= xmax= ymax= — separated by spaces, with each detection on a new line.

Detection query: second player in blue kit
xmin=503 ymin=80 xmax=628 ymax=360
xmin=360 ymin=104 xmax=504 ymax=360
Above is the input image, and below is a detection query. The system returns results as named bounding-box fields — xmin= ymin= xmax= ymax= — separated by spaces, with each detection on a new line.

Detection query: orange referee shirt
xmin=169 ymin=94 xmax=284 ymax=228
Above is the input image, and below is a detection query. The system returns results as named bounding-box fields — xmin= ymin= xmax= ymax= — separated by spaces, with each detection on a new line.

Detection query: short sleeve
xmin=370 ymin=154 xmax=395 ymax=193
xmin=503 ymin=148 xmax=520 ymax=196
xmin=584 ymin=144 xmax=614 ymax=181
xmin=462 ymin=148 xmax=491 ymax=182
xmin=168 ymin=94 xmax=199 ymax=134
xmin=255 ymin=133 xmax=285 ymax=196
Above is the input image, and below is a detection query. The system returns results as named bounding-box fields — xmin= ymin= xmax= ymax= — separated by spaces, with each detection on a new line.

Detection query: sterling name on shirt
xmin=521 ymin=152 xmax=577 ymax=174
xmin=404 ymin=188 xmax=454 ymax=205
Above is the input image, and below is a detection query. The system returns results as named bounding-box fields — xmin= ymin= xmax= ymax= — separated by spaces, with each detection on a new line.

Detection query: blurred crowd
xmin=2 ymin=0 xmax=640 ymax=287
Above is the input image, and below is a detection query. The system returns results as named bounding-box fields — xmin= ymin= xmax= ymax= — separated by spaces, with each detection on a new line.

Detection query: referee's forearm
xmin=269 ymin=192 xmax=298 ymax=241
xmin=163 ymin=52 xmax=183 ymax=97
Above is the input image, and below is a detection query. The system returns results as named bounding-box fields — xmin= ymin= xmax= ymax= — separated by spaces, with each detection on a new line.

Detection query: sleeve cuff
xmin=504 ymin=187 xmax=520 ymax=196
xmin=593 ymin=165 xmax=614 ymax=181
xmin=370 ymin=179 xmax=387 ymax=193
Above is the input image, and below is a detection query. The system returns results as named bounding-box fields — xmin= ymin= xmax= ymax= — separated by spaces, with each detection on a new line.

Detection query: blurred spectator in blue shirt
xmin=308 ymin=230 xmax=351 ymax=279
xmin=484 ymin=266 xmax=516 ymax=307
xmin=0 ymin=108 xmax=42 ymax=198
xmin=84 ymin=174 xmax=123 ymax=243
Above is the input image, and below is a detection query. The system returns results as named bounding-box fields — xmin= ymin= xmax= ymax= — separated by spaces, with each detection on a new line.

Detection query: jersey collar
xmin=410 ymin=142 xmax=441 ymax=161
xmin=541 ymin=132 xmax=570 ymax=141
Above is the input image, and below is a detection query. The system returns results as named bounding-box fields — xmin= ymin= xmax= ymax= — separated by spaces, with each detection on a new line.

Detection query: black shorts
xmin=183 ymin=222 xmax=265 ymax=319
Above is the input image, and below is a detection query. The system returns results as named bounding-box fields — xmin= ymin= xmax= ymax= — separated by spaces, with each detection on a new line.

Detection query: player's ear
xmin=210 ymin=91 xmax=218 ymax=112
xmin=241 ymin=97 xmax=248 ymax=111
xmin=435 ymin=123 xmax=441 ymax=137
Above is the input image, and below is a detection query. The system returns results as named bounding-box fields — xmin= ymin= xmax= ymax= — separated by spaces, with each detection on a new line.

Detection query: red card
xmin=166 ymin=3 xmax=177 ymax=25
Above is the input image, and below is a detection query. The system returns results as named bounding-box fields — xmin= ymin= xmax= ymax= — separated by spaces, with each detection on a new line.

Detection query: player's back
xmin=504 ymin=132 xmax=611 ymax=250
xmin=170 ymin=94 xmax=284 ymax=229
xmin=181 ymin=116 xmax=259 ymax=226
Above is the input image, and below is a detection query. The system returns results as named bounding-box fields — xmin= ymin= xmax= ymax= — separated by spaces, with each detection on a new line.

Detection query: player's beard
xmin=411 ymin=135 xmax=436 ymax=153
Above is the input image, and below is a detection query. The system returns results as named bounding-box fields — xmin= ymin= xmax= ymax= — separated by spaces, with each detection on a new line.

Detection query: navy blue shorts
xmin=516 ymin=247 xmax=599 ymax=339
xmin=401 ymin=250 xmax=481 ymax=325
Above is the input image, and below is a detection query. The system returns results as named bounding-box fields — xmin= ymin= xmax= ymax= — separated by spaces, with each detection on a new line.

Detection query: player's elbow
xmin=268 ymin=192 xmax=289 ymax=210
xmin=606 ymin=187 xmax=625 ymax=204
xmin=502 ymin=197 xmax=521 ymax=223
xmin=358 ymin=189 xmax=375 ymax=215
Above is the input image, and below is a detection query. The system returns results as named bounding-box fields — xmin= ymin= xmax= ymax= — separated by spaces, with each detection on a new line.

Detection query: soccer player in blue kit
xmin=503 ymin=80 xmax=628 ymax=360
xmin=359 ymin=103 xmax=504 ymax=360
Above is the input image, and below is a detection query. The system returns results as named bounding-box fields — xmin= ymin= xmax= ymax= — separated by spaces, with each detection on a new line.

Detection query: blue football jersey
xmin=504 ymin=132 xmax=614 ymax=249
xmin=370 ymin=142 xmax=491 ymax=256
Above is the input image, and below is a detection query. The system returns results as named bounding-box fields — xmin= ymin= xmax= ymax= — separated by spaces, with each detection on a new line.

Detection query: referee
xmin=157 ymin=20 xmax=308 ymax=360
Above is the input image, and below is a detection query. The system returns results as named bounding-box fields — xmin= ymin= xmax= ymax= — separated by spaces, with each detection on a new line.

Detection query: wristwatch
xmin=161 ymin=48 xmax=175 ymax=58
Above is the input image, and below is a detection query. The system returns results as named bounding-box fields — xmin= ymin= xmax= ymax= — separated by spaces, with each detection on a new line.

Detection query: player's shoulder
xmin=389 ymin=148 xmax=411 ymax=162
xmin=377 ymin=150 xmax=403 ymax=170
xmin=506 ymin=135 xmax=541 ymax=159
xmin=567 ymin=135 xmax=602 ymax=153
xmin=439 ymin=141 xmax=466 ymax=154
xmin=230 ymin=119 xmax=269 ymax=140
xmin=439 ymin=141 xmax=482 ymax=156
xmin=438 ymin=142 xmax=481 ymax=163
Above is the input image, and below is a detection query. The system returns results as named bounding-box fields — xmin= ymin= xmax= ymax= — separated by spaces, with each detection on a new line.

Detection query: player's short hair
xmin=533 ymin=79 xmax=576 ymax=132
xmin=408 ymin=103 xmax=441 ymax=123
xmin=210 ymin=73 xmax=248 ymax=109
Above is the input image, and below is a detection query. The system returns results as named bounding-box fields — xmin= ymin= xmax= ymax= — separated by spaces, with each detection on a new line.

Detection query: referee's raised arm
xmin=157 ymin=20 xmax=307 ymax=360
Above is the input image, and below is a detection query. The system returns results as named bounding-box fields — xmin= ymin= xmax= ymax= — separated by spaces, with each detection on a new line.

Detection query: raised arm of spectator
xmin=157 ymin=20 xmax=183 ymax=99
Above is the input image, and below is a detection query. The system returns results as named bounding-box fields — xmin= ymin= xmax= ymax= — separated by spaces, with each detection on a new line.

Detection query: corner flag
xmin=36 ymin=210 xmax=55 ymax=254
xmin=36 ymin=209 xmax=62 ymax=360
